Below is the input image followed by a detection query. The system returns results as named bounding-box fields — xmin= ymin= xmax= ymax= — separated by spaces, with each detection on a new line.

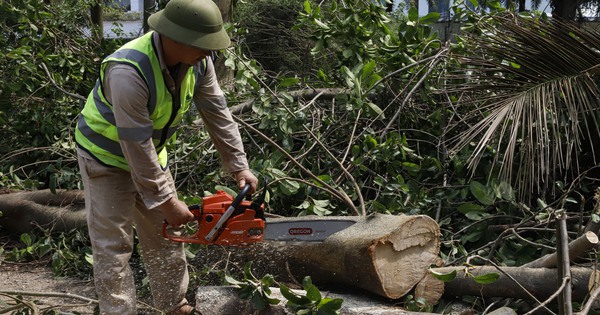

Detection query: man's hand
xmin=235 ymin=169 xmax=258 ymax=194
xmin=158 ymin=196 xmax=195 ymax=226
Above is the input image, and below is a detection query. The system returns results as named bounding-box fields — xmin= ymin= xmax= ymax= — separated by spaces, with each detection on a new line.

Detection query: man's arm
xmin=193 ymin=58 xmax=258 ymax=192
xmin=105 ymin=63 xmax=193 ymax=225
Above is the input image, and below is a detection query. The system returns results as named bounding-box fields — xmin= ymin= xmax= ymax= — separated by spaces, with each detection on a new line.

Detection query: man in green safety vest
xmin=75 ymin=0 xmax=258 ymax=313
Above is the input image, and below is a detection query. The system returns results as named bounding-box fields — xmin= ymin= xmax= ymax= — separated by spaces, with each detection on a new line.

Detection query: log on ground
xmin=195 ymin=285 xmax=440 ymax=315
xmin=0 ymin=189 xmax=86 ymax=235
xmin=280 ymin=214 xmax=441 ymax=299
xmin=190 ymin=214 xmax=441 ymax=300
xmin=434 ymin=266 xmax=594 ymax=302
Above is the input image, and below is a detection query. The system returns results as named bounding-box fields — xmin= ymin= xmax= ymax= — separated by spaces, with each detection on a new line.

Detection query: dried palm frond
xmin=445 ymin=13 xmax=600 ymax=199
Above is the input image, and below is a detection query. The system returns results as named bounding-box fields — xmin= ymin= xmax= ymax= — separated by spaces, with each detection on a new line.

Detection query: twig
xmin=466 ymin=255 xmax=554 ymax=314
xmin=40 ymin=62 xmax=86 ymax=101
xmin=383 ymin=47 xmax=449 ymax=133
xmin=576 ymin=277 xmax=600 ymax=315
xmin=523 ymin=276 xmax=570 ymax=315
xmin=234 ymin=117 xmax=358 ymax=215
xmin=555 ymin=210 xmax=573 ymax=315
xmin=0 ymin=290 xmax=97 ymax=304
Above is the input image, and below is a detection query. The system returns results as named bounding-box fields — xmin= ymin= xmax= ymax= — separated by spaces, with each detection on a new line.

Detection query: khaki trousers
xmin=77 ymin=150 xmax=189 ymax=315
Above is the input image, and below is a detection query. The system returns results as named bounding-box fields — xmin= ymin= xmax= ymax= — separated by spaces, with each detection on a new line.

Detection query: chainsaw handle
xmin=231 ymin=183 xmax=252 ymax=209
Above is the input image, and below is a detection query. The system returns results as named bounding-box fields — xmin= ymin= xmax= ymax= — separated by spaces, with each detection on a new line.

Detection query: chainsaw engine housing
xmin=162 ymin=189 xmax=265 ymax=246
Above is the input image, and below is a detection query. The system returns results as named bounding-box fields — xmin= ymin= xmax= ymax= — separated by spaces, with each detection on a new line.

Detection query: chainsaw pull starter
xmin=162 ymin=183 xmax=266 ymax=246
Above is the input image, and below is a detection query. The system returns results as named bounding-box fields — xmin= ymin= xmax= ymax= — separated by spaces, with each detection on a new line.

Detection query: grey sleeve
xmin=104 ymin=63 xmax=174 ymax=209
xmin=193 ymin=58 xmax=249 ymax=173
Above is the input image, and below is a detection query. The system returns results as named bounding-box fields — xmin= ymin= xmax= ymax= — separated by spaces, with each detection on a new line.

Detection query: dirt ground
xmin=0 ymin=259 xmax=98 ymax=314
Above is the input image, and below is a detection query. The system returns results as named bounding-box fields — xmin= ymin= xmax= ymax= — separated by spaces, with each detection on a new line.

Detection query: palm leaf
xmin=445 ymin=13 xmax=600 ymax=198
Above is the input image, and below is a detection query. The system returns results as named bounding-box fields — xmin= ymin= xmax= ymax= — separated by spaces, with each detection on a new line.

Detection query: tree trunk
xmin=433 ymin=266 xmax=594 ymax=302
xmin=551 ymin=0 xmax=579 ymax=21
xmin=195 ymin=285 xmax=440 ymax=315
xmin=190 ymin=214 xmax=441 ymax=300
xmin=0 ymin=189 xmax=86 ymax=235
xmin=143 ymin=0 xmax=154 ymax=34
xmin=414 ymin=271 xmax=444 ymax=305
xmin=212 ymin=0 xmax=234 ymax=83
xmin=90 ymin=0 xmax=104 ymax=41
xmin=523 ymin=231 xmax=599 ymax=268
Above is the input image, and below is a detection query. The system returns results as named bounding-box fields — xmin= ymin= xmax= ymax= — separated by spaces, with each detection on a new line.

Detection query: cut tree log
xmin=0 ymin=189 xmax=86 ymax=234
xmin=280 ymin=214 xmax=441 ymax=299
xmin=195 ymin=285 xmax=440 ymax=315
xmin=190 ymin=213 xmax=441 ymax=300
xmin=414 ymin=270 xmax=445 ymax=305
xmin=523 ymin=231 xmax=599 ymax=268
xmin=433 ymin=266 xmax=595 ymax=302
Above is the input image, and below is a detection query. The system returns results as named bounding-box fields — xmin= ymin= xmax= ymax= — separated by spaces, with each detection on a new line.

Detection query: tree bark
xmin=190 ymin=214 xmax=441 ymax=300
xmin=433 ymin=266 xmax=594 ymax=302
xmin=0 ymin=189 xmax=86 ymax=235
xmin=523 ymin=231 xmax=599 ymax=268
xmin=212 ymin=0 xmax=234 ymax=83
xmin=90 ymin=0 xmax=104 ymax=41
xmin=142 ymin=0 xmax=154 ymax=34
xmin=195 ymin=285 xmax=439 ymax=315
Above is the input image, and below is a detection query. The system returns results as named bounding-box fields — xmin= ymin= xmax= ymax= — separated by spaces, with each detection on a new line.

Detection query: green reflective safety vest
xmin=75 ymin=32 xmax=205 ymax=171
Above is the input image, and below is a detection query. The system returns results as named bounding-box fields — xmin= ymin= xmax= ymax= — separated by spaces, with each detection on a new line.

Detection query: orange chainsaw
xmin=162 ymin=182 xmax=267 ymax=246
xmin=162 ymin=180 xmax=358 ymax=246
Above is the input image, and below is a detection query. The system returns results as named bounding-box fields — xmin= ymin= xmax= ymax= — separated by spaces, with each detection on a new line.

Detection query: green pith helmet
xmin=148 ymin=0 xmax=231 ymax=51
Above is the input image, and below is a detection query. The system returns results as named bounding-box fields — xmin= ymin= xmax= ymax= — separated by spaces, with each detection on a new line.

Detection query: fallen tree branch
xmin=0 ymin=290 xmax=158 ymax=313
xmin=524 ymin=276 xmax=569 ymax=315
xmin=195 ymin=285 xmax=440 ymax=315
xmin=434 ymin=266 xmax=593 ymax=303
xmin=555 ymin=210 xmax=573 ymax=315
xmin=231 ymin=51 xmax=366 ymax=215
xmin=234 ymin=116 xmax=359 ymax=215
xmin=40 ymin=62 xmax=86 ymax=101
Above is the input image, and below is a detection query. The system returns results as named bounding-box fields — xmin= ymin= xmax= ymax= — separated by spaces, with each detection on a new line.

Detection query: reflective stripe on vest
xmin=75 ymin=32 xmax=204 ymax=171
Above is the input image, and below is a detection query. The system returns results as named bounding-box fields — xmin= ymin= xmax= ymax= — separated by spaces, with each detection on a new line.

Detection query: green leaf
xmin=473 ymin=272 xmax=499 ymax=284
xmin=457 ymin=203 xmax=484 ymax=214
xmin=302 ymin=276 xmax=314 ymax=290
xmin=251 ymin=291 xmax=268 ymax=310
xmin=20 ymin=233 xmax=32 ymax=246
xmin=408 ymin=7 xmax=419 ymax=21
xmin=317 ymin=298 xmax=344 ymax=315
xmin=366 ymin=102 xmax=384 ymax=117
xmin=224 ymin=274 xmax=245 ymax=286
xmin=303 ymin=0 xmax=312 ymax=14
xmin=361 ymin=60 xmax=376 ymax=79
xmin=470 ymin=181 xmax=495 ymax=206
xmin=280 ymin=179 xmax=300 ymax=195
xmin=430 ymin=269 xmax=457 ymax=282
xmin=214 ymin=185 xmax=237 ymax=197
xmin=465 ymin=211 xmax=488 ymax=220
xmin=280 ymin=284 xmax=310 ymax=305
xmin=342 ymin=49 xmax=353 ymax=59
xmin=312 ymin=39 xmax=325 ymax=54
xmin=306 ymin=285 xmax=322 ymax=301
xmin=401 ymin=162 xmax=420 ymax=173
xmin=342 ymin=66 xmax=355 ymax=80
xmin=280 ymin=77 xmax=300 ymax=87
xmin=419 ymin=12 xmax=440 ymax=24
